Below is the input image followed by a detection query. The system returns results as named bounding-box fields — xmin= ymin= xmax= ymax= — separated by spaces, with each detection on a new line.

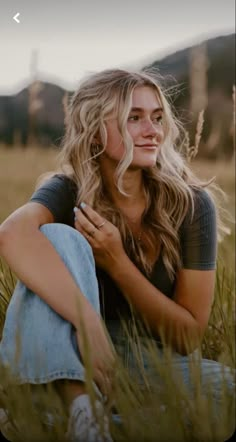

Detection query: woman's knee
xmin=40 ymin=223 xmax=92 ymax=254
xmin=40 ymin=223 xmax=94 ymax=266
xmin=39 ymin=223 xmax=100 ymax=311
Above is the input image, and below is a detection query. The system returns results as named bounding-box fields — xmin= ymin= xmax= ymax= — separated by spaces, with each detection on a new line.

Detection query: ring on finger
xmin=97 ymin=221 xmax=106 ymax=229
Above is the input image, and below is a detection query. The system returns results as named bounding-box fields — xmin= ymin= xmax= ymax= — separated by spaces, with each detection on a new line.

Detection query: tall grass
xmin=0 ymin=259 xmax=235 ymax=441
xmin=0 ymin=222 xmax=235 ymax=440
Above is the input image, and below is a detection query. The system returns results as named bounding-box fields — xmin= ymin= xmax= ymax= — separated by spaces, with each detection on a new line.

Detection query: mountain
xmin=147 ymin=34 xmax=234 ymax=94
xmin=0 ymin=33 xmax=235 ymax=157
xmin=0 ymin=82 xmax=67 ymax=146
xmin=146 ymin=34 xmax=235 ymax=158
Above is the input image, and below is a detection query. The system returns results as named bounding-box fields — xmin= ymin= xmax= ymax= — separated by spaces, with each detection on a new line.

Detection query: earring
xmin=91 ymin=143 xmax=102 ymax=156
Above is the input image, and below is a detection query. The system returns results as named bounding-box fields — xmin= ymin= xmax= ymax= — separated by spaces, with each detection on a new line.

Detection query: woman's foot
xmin=66 ymin=394 xmax=113 ymax=442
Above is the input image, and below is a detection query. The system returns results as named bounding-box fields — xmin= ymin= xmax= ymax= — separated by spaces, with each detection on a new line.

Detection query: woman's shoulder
xmin=30 ymin=173 xmax=77 ymax=225
xmin=38 ymin=172 xmax=77 ymax=190
xmin=180 ymin=186 xmax=217 ymax=237
xmin=183 ymin=186 xmax=216 ymax=226
xmin=180 ymin=187 xmax=217 ymax=270
xmin=192 ymin=187 xmax=216 ymax=211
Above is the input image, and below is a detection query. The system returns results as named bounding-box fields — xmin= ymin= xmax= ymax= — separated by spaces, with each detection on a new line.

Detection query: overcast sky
xmin=0 ymin=0 xmax=235 ymax=95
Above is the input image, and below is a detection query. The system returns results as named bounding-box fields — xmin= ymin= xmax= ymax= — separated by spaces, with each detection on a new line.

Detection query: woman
xmin=0 ymin=69 xmax=234 ymax=441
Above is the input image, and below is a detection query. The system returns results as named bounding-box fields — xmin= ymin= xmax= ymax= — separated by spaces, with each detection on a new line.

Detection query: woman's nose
xmin=142 ymin=119 xmax=162 ymax=138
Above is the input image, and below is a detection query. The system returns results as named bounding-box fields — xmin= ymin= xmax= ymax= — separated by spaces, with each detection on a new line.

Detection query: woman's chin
xmin=131 ymin=158 xmax=158 ymax=169
xmin=132 ymin=150 xmax=159 ymax=168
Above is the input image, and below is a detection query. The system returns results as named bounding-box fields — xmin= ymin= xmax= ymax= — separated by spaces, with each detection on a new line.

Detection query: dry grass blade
xmin=186 ymin=110 xmax=205 ymax=162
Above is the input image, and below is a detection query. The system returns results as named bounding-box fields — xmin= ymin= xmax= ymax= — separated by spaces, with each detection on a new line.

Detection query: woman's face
xmin=103 ymin=85 xmax=165 ymax=169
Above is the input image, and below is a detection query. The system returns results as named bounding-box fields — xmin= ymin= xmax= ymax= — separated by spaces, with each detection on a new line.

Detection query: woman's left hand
xmin=74 ymin=203 xmax=126 ymax=273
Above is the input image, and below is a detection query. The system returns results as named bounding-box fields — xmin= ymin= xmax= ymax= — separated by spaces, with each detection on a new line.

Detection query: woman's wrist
xmin=108 ymin=253 xmax=131 ymax=282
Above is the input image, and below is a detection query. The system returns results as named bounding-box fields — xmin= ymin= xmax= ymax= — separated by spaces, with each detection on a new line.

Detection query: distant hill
xmin=0 ymin=82 xmax=67 ymax=146
xmin=147 ymin=34 xmax=234 ymax=95
xmin=146 ymin=33 xmax=235 ymax=158
xmin=0 ymin=33 xmax=235 ymax=158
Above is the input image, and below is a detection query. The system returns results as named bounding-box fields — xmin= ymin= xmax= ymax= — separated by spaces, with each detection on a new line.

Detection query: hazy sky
xmin=0 ymin=0 xmax=235 ymax=94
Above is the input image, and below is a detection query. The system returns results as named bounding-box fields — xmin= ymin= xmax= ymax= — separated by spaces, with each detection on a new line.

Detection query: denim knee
xmin=39 ymin=223 xmax=100 ymax=314
xmin=40 ymin=223 xmax=93 ymax=255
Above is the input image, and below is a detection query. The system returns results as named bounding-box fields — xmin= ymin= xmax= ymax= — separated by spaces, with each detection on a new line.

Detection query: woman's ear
xmin=91 ymin=142 xmax=103 ymax=156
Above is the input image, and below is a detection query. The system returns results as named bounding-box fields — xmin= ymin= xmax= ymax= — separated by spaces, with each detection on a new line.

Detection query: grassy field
xmin=0 ymin=145 xmax=234 ymax=266
xmin=0 ymin=146 xmax=234 ymax=216
xmin=0 ymin=146 xmax=57 ymax=223
xmin=0 ymin=146 xmax=235 ymax=441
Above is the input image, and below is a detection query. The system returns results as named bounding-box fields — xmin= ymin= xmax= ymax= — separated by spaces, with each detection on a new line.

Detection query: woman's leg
xmin=118 ymin=334 xmax=235 ymax=441
xmin=170 ymin=352 xmax=235 ymax=441
xmin=0 ymin=223 xmax=111 ymax=440
xmin=0 ymin=223 xmax=101 ymax=384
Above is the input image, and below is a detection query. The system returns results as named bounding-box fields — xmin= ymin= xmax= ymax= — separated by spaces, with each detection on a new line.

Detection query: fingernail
xmin=80 ymin=202 xmax=86 ymax=209
xmin=73 ymin=207 xmax=79 ymax=213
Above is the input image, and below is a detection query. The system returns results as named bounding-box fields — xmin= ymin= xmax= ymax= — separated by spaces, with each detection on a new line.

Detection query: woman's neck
xmin=100 ymin=158 xmax=145 ymax=208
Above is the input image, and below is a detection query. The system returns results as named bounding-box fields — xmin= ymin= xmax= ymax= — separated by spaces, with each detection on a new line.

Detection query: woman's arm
xmin=0 ymin=202 xmax=94 ymax=328
xmin=74 ymin=205 xmax=214 ymax=354
xmin=108 ymin=190 xmax=217 ymax=355
xmin=0 ymin=202 xmax=115 ymax=394
xmin=109 ymin=258 xmax=215 ymax=354
xmin=73 ymin=189 xmax=217 ymax=355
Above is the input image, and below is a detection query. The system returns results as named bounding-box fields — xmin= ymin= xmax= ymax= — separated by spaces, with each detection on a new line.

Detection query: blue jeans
xmin=0 ymin=224 xmax=234 ymax=425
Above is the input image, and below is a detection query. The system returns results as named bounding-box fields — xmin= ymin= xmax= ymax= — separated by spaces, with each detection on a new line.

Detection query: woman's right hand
xmin=75 ymin=301 xmax=116 ymax=397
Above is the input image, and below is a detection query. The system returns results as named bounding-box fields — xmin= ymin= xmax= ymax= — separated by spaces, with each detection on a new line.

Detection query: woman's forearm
xmin=0 ymin=227 xmax=91 ymax=329
xmin=109 ymin=255 xmax=201 ymax=354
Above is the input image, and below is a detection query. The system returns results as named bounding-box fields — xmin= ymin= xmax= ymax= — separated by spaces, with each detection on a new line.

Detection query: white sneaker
xmin=66 ymin=394 xmax=113 ymax=442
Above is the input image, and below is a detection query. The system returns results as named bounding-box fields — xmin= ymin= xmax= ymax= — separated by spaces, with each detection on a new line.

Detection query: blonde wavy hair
xmin=40 ymin=68 xmax=228 ymax=279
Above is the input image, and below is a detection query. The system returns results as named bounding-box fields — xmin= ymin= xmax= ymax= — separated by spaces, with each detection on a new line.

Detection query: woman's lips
xmin=135 ymin=144 xmax=158 ymax=150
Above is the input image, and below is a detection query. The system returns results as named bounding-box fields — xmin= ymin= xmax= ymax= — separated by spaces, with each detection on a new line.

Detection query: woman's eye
xmin=128 ymin=115 xmax=139 ymax=121
xmin=153 ymin=116 xmax=163 ymax=124
xmin=128 ymin=115 xmax=163 ymax=124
